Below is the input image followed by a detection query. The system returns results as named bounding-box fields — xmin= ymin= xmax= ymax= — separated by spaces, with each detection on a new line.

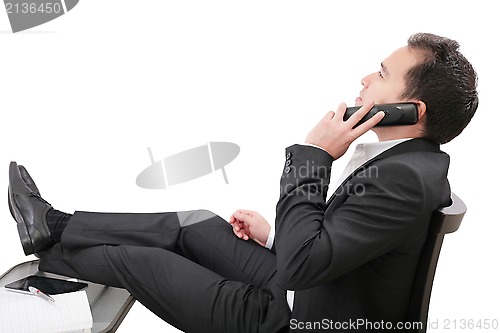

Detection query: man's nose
xmin=361 ymin=72 xmax=375 ymax=88
xmin=361 ymin=74 xmax=370 ymax=88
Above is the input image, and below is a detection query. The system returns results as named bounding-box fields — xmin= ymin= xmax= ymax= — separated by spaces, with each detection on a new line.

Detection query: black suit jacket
xmin=274 ymin=138 xmax=451 ymax=332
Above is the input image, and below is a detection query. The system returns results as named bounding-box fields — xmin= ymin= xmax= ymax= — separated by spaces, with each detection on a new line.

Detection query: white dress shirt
xmin=267 ymin=138 xmax=411 ymax=311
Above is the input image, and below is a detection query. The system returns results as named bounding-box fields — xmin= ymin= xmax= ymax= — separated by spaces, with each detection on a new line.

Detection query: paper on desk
xmin=0 ymin=287 xmax=93 ymax=333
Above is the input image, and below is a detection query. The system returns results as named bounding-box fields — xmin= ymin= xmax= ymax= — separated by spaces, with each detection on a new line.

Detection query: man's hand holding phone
xmin=229 ymin=210 xmax=271 ymax=247
xmin=305 ymin=102 xmax=385 ymax=159
xmin=228 ymin=103 xmax=383 ymax=246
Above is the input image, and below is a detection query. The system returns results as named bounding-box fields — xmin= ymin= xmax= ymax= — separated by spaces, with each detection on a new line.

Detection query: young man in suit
xmin=8 ymin=33 xmax=478 ymax=332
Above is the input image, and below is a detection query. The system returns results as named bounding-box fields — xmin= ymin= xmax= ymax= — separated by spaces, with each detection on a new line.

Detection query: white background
xmin=0 ymin=1 xmax=497 ymax=332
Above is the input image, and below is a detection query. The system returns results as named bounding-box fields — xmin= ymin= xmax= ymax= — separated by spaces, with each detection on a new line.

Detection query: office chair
xmin=405 ymin=192 xmax=467 ymax=333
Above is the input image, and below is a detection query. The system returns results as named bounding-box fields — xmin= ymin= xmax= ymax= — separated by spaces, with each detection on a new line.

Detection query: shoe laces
xmin=29 ymin=192 xmax=51 ymax=206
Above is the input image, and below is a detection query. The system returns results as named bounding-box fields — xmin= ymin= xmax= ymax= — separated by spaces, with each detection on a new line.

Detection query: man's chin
xmin=355 ymin=97 xmax=363 ymax=106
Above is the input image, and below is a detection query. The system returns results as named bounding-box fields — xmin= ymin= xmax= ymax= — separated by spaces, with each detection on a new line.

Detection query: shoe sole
xmin=8 ymin=167 xmax=35 ymax=255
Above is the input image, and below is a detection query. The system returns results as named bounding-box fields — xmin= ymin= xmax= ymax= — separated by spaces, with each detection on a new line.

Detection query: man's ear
xmin=414 ymin=100 xmax=427 ymax=121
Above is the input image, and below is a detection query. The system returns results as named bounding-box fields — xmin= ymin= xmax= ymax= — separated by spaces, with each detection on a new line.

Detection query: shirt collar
xmin=356 ymin=138 xmax=413 ymax=162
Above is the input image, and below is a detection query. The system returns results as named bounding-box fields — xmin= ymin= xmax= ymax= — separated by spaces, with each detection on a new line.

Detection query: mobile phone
xmin=344 ymin=102 xmax=418 ymax=127
xmin=4 ymin=275 xmax=88 ymax=295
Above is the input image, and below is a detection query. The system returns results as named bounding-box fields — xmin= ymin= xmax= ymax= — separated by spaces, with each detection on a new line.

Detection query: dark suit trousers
xmin=39 ymin=210 xmax=291 ymax=333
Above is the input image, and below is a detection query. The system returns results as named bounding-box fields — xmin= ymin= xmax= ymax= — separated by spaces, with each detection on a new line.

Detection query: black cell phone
xmin=4 ymin=275 xmax=88 ymax=295
xmin=343 ymin=102 xmax=418 ymax=127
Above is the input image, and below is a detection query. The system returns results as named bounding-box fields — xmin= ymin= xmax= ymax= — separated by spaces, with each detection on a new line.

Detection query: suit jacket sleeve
xmin=275 ymin=144 xmax=426 ymax=290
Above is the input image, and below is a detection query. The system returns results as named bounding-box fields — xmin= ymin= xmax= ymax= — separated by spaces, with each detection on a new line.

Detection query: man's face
xmin=356 ymin=46 xmax=421 ymax=106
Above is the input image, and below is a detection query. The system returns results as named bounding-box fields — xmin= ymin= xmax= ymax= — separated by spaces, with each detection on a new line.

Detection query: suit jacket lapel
xmin=326 ymin=138 xmax=441 ymax=207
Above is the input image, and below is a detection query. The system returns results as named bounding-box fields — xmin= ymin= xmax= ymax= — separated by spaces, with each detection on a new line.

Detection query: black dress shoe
xmin=8 ymin=161 xmax=54 ymax=255
xmin=8 ymin=165 xmax=41 ymax=220
xmin=19 ymin=165 xmax=41 ymax=195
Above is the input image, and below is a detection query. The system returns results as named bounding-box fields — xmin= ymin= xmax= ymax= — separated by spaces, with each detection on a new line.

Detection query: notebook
xmin=0 ymin=286 xmax=93 ymax=333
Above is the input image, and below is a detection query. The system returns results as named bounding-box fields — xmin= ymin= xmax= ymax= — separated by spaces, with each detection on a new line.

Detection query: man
xmin=8 ymin=33 xmax=477 ymax=332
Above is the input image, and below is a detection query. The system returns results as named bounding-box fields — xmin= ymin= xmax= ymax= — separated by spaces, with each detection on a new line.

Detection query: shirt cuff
xmin=301 ymin=143 xmax=327 ymax=152
xmin=265 ymin=226 xmax=275 ymax=250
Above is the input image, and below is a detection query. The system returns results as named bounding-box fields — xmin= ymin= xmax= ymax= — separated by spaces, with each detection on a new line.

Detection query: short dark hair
xmin=402 ymin=33 xmax=478 ymax=144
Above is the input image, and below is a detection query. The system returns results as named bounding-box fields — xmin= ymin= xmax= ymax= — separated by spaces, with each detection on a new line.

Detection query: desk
xmin=0 ymin=260 xmax=135 ymax=333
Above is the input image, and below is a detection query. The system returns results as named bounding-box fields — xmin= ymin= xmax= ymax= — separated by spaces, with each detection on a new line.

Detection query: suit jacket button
xmin=285 ymin=160 xmax=292 ymax=166
xmin=286 ymin=152 xmax=292 ymax=160
xmin=284 ymin=166 xmax=291 ymax=173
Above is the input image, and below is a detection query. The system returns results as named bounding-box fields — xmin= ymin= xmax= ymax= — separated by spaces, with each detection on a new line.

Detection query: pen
xmin=28 ymin=286 xmax=55 ymax=303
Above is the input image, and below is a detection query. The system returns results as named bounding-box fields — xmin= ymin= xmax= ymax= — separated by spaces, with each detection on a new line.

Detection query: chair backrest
xmin=405 ymin=192 xmax=467 ymax=332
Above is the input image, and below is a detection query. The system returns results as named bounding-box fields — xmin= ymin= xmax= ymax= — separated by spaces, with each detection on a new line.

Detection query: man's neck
xmin=373 ymin=126 xmax=423 ymax=142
